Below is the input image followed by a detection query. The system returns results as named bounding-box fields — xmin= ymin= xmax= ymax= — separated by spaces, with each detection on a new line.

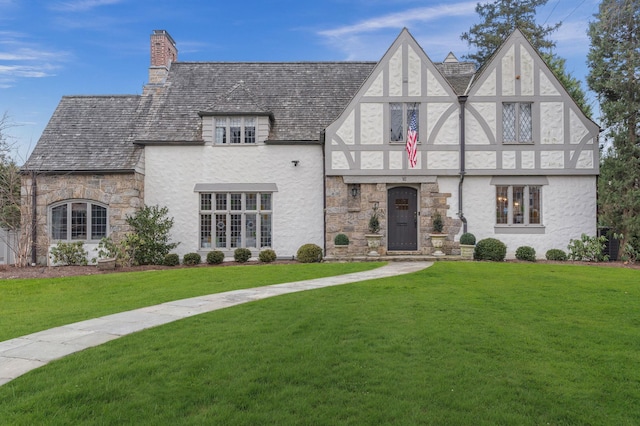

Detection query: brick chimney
xmin=148 ymin=30 xmax=177 ymax=85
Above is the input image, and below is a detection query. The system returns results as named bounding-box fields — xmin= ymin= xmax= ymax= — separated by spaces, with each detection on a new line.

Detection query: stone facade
xmin=21 ymin=172 xmax=144 ymax=264
xmin=326 ymin=176 xmax=462 ymax=256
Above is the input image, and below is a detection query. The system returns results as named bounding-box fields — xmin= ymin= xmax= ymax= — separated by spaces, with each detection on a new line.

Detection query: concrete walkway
xmin=0 ymin=261 xmax=432 ymax=386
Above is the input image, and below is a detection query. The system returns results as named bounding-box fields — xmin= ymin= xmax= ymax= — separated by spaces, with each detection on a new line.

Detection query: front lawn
xmin=1 ymin=262 xmax=639 ymax=424
xmin=0 ymin=262 xmax=382 ymax=341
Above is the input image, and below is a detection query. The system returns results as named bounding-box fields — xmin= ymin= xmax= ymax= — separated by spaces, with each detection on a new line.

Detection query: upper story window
xmin=503 ymin=102 xmax=532 ymax=143
xmin=50 ymin=200 xmax=107 ymax=241
xmin=215 ymin=117 xmax=256 ymax=144
xmin=390 ymin=103 xmax=419 ymax=143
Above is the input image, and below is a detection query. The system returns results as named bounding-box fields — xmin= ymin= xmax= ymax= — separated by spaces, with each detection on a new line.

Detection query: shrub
xmin=234 ymin=248 xmax=252 ymax=263
xmin=515 ymin=246 xmax=536 ymax=262
xmin=50 ymin=241 xmax=88 ymax=266
xmin=334 ymin=233 xmax=350 ymax=246
xmin=125 ymin=205 xmax=179 ymax=265
xmin=258 ymin=249 xmax=277 ymax=263
xmin=432 ymin=212 xmax=444 ymax=233
xmin=567 ymin=234 xmax=609 ymax=262
xmin=545 ymin=249 xmax=567 ymax=261
xmin=474 ymin=238 xmax=507 ymax=261
xmin=163 ymin=253 xmax=180 ymax=266
xmin=182 ymin=252 xmax=201 ymax=266
xmin=368 ymin=210 xmax=380 ymax=233
xmin=206 ymin=250 xmax=225 ymax=265
xmin=460 ymin=232 xmax=476 ymax=245
xmin=297 ymin=243 xmax=323 ymax=263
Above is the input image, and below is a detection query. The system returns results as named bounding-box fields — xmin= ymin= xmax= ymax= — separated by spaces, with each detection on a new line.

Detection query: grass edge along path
xmin=0 ymin=262 xmax=383 ymax=342
xmin=0 ymin=262 xmax=639 ymax=424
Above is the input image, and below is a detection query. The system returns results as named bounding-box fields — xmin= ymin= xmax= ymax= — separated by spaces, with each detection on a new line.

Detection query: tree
xmin=587 ymin=0 xmax=640 ymax=258
xmin=461 ymin=0 xmax=591 ymax=115
xmin=0 ymin=112 xmax=21 ymax=231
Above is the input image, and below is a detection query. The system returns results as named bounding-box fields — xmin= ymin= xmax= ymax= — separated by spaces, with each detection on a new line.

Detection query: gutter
xmin=31 ymin=171 xmax=37 ymax=266
xmin=458 ymin=95 xmax=468 ymax=234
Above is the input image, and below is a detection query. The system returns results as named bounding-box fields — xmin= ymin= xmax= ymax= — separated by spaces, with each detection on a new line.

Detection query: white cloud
xmin=50 ymin=0 xmax=124 ymax=12
xmin=318 ymin=2 xmax=477 ymax=38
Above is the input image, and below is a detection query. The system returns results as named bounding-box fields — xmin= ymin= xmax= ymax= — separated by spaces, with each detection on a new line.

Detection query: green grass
xmin=1 ymin=262 xmax=639 ymax=424
xmin=0 ymin=262 xmax=383 ymax=341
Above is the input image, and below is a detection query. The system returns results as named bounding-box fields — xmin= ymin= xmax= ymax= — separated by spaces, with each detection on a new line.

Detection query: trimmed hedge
xmin=182 ymin=252 xmax=201 ymax=266
xmin=297 ymin=243 xmax=323 ymax=263
xmin=474 ymin=238 xmax=507 ymax=261
xmin=334 ymin=233 xmax=349 ymax=246
xmin=206 ymin=250 xmax=225 ymax=265
xmin=515 ymin=246 xmax=536 ymax=262
xmin=258 ymin=249 xmax=277 ymax=263
xmin=460 ymin=232 xmax=476 ymax=245
xmin=163 ymin=253 xmax=180 ymax=266
xmin=234 ymin=248 xmax=252 ymax=263
xmin=545 ymin=249 xmax=567 ymax=261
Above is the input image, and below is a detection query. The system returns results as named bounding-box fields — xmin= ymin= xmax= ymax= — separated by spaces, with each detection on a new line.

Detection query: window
xmin=50 ymin=201 xmax=107 ymax=241
xmin=390 ymin=103 xmax=419 ymax=143
xmin=215 ymin=117 xmax=256 ymax=144
xmin=200 ymin=192 xmax=272 ymax=249
xmin=503 ymin=102 xmax=532 ymax=143
xmin=496 ymin=185 xmax=541 ymax=225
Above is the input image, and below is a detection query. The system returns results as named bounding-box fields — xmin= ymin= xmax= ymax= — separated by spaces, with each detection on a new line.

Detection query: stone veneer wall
xmin=21 ymin=172 xmax=144 ymax=264
xmin=325 ymin=176 xmax=461 ymax=256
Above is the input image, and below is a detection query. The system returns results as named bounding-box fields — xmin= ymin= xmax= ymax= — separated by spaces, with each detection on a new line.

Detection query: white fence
xmin=0 ymin=227 xmax=17 ymax=265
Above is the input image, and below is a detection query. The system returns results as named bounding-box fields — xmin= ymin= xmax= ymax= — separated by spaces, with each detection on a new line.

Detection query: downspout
xmin=31 ymin=171 xmax=37 ymax=265
xmin=458 ymin=96 xmax=468 ymax=234
xmin=320 ymin=130 xmax=327 ymax=257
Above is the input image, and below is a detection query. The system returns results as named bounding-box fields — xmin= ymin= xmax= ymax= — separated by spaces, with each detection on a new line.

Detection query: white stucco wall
xmin=461 ymin=176 xmax=597 ymax=259
xmin=144 ymin=144 xmax=324 ymax=259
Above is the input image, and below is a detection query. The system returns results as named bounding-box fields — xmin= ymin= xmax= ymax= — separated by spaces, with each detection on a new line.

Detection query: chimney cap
xmin=152 ymin=29 xmax=176 ymax=47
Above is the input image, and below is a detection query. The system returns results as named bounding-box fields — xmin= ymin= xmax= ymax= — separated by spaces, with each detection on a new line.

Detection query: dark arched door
xmin=387 ymin=187 xmax=417 ymax=251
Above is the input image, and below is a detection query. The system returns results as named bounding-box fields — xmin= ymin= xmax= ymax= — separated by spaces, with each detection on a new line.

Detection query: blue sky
xmin=1 ymin=0 xmax=599 ymax=164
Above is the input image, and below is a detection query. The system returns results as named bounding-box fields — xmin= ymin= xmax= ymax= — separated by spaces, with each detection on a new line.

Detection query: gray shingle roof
xmin=23 ymin=96 xmax=145 ymax=172
xmin=23 ymin=59 xmax=476 ymax=172
xmin=136 ymin=62 xmax=377 ymax=142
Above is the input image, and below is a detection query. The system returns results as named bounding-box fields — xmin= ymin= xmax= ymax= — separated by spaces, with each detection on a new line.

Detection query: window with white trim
xmin=50 ymin=201 xmax=108 ymax=241
xmin=496 ymin=185 xmax=541 ymax=225
xmin=200 ymin=192 xmax=272 ymax=249
xmin=502 ymin=102 xmax=532 ymax=143
xmin=215 ymin=117 xmax=256 ymax=144
xmin=390 ymin=103 xmax=419 ymax=143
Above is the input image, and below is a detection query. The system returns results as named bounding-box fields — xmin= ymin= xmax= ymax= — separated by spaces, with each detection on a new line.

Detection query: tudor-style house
xmin=21 ymin=28 xmax=598 ymax=264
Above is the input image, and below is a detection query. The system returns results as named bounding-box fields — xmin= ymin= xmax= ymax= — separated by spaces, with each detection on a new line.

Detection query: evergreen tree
xmin=587 ymin=0 xmax=640 ymax=257
xmin=462 ymin=0 xmax=591 ymax=115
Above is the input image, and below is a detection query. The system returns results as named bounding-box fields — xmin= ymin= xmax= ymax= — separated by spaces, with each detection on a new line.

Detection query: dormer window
xmin=215 ymin=117 xmax=256 ymax=144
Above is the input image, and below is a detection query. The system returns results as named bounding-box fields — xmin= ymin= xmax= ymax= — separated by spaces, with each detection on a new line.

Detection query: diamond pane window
xmin=503 ymin=103 xmax=516 ymax=142
xmin=519 ymin=103 xmax=532 ymax=142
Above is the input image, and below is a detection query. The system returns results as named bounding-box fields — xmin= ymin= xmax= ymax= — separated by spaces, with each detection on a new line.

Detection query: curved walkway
xmin=0 ymin=261 xmax=432 ymax=386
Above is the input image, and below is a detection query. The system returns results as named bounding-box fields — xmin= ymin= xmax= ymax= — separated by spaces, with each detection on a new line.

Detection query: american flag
xmin=406 ymin=109 xmax=418 ymax=168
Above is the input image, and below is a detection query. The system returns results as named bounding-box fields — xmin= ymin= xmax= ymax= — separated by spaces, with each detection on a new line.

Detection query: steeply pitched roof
xmin=23 ymin=95 xmax=146 ymax=172
xmin=135 ymin=62 xmax=377 ymax=142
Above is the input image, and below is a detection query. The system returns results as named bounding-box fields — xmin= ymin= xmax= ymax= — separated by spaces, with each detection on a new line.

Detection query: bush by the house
xmin=334 ymin=233 xmax=349 ymax=246
xmin=258 ymin=249 xmax=277 ymax=263
xmin=163 ymin=253 xmax=180 ymax=266
xmin=234 ymin=248 xmax=252 ymax=263
xmin=545 ymin=249 xmax=567 ymax=261
xmin=297 ymin=243 xmax=323 ymax=263
xmin=474 ymin=238 xmax=506 ymax=261
xmin=206 ymin=250 xmax=225 ymax=265
xmin=515 ymin=246 xmax=536 ymax=262
xmin=50 ymin=241 xmax=88 ymax=266
xmin=460 ymin=232 xmax=476 ymax=245
xmin=567 ymin=234 xmax=609 ymax=262
xmin=182 ymin=252 xmax=201 ymax=266
xmin=124 ymin=204 xmax=179 ymax=265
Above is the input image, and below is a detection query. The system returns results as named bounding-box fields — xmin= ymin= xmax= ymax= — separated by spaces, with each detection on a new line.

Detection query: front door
xmin=387 ymin=187 xmax=418 ymax=251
